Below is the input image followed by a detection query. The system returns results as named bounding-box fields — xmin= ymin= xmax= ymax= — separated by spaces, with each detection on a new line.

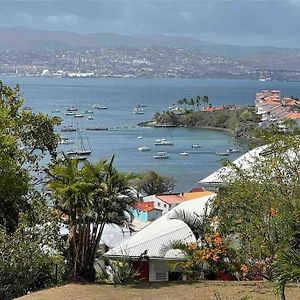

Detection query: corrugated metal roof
xmin=105 ymin=194 xmax=216 ymax=259
xmin=199 ymin=146 xmax=268 ymax=185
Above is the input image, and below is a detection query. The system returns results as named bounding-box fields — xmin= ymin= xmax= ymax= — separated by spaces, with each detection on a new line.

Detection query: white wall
xmin=149 ymin=260 xmax=169 ymax=282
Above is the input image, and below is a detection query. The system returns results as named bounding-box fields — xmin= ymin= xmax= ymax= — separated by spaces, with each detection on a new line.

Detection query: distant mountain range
xmin=1 ymin=26 xmax=300 ymax=60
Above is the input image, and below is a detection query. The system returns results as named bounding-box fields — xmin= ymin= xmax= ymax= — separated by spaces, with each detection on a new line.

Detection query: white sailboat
xmin=67 ymin=120 xmax=92 ymax=159
xmin=154 ymin=127 xmax=174 ymax=146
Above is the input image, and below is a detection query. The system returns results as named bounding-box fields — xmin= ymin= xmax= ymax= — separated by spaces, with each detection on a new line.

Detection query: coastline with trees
xmin=139 ymin=95 xmax=261 ymax=140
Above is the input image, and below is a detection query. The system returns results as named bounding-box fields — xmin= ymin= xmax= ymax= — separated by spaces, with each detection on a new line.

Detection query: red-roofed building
xmin=131 ymin=201 xmax=162 ymax=222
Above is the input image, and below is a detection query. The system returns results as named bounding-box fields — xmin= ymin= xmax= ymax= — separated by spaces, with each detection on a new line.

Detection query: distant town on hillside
xmin=2 ymin=27 xmax=300 ymax=80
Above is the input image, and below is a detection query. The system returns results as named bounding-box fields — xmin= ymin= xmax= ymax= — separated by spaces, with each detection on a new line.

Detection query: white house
xmin=104 ymin=193 xmax=216 ymax=282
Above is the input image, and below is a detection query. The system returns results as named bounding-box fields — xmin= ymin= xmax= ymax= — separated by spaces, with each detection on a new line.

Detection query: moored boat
xmin=154 ymin=138 xmax=174 ymax=146
xmin=153 ymin=151 xmax=170 ymax=159
xmin=66 ymin=106 xmax=78 ymax=112
xmin=179 ymin=152 xmax=189 ymax=156
xmin=93 ymin=104 xmax=107 ymax=109
xmin=61 ymin=126 xmax=76 ymax=132
xmin=227 ymin=148 xmax=240 ymax=153
xmin=192 ymin=144 xmax=201 ymax=148
xmin=138 ymin=146 xmax=151 ymax=151
xmin=133 ymin=106 xmax=144 ymax=114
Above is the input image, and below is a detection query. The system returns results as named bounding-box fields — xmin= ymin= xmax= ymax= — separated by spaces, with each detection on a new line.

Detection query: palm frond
xmin=272 ymin=249 xmax=300 ymax=295
xmin=168 ymin=203 xmax=210 ymax=240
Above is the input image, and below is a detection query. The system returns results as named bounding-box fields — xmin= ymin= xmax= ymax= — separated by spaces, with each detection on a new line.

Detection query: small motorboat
xmin=154 ymin=138 xmax=174 ymax=146
xmin=87 ymin=116 xmax=94 ymax=120
xmin=227 ymin=148 xmax=240 ymax=153
xmin=137 ymin=136 xmax=143 ymax=139
xmin=66 ymin=106 xmax=78 ymax=112
xmin=192 ymin=144 xmax=201 ymax=148
xmin=52 ymin=109 xmax=61 ymax=113
xmin=59 ymin=139 xmax=75 ymax=145
xmin=138 ymin=146 xmax=151 ymax=152
xmin=74 ymin=114 xmax=84 ymax=118
xmin=93 ymin=104 xmax=107 ymax=109
xmin=65 ymin=112 xmax=75 ymax=116
xmin=153 ymin=152 xmax=170 ymax=159
xmin=61 ymin=126 xmax=76 ymax=132
xmin=179 ymin=152 xmax=189 ymax=156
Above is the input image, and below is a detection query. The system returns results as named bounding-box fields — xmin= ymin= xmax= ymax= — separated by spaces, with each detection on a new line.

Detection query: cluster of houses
xmin=255 ymin=89 xmax=300 ymax=127
xmin=103 ymin=145 xmax=270 ymax=282
xmin=201 ymin=104 xmax=240 ymax=112
xmin=102 ymin=89 xmax=299 ymax=282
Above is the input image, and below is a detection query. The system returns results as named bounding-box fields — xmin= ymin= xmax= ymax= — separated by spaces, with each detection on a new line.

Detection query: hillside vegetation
xmin=151 ymin=107 xmax=260 ymax=139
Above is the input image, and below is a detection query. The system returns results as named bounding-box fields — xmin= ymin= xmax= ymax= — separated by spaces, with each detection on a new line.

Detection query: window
xmin=164 ymin=204 xmax=167 ymax=208
xmin=157 ymin=202 xmax=160 ymax=206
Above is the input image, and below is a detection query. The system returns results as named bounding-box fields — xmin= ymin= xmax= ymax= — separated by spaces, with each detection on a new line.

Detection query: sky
xmin=1 ymin=0 xmax=300 ymax=48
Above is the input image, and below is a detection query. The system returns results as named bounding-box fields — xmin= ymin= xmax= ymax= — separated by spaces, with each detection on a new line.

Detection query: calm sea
xmin=3 ymin=77 xmax=300 ymax=192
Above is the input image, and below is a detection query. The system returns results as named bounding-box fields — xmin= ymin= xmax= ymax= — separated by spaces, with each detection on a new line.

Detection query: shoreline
xmin=138 ymin=121 xmax=235 ymax=136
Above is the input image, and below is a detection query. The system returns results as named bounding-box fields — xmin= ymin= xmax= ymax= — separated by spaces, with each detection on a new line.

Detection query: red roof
xmin=156 ymin=194 xmax=186 ymax=205
xmin=134 ymin=201 xmax=158 ymax=212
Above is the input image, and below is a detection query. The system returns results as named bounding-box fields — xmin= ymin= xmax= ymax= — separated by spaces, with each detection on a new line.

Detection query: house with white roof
xmin=105 ymin=193 xmax=216 ymax=282
xmin=199 ymin=145 xmax=268 ymax=189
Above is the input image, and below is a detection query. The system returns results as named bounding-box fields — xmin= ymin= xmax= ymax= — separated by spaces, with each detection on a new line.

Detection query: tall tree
xmin=135 ymin=170 xmax=175 ymax=195
xmin=47 ymin=156 xmax=136 ymax=281
xmin=202 ymin=95 xmax=209 ymax=106
xmin=0 ymin=81 xmax=60 ymax=232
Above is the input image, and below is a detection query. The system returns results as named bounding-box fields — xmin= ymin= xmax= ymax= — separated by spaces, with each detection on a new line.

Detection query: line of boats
xmin=137 ymin=137 xmax=240 ymax=159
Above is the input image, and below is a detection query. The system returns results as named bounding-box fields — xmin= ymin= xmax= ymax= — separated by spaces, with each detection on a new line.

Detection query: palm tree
xmin=272 ymin=249 xmax=300 ymax=300
xmin=183 ymin=98 xmax=188 ymax=109
xmin=196 ymin=96 xmax=201 ymax=110
xmin=202 ymin=95 xmax=209 ymax=106
xmin=47 ymin=155 xmax=136 ymax=281
xmin=159 ymin=204 xmax=212 ymax=279
xmin=189 ymin=98 xmax=195 ymax=111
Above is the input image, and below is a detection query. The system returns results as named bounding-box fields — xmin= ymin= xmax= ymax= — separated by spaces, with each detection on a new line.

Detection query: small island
xmin=139 ymin=96 xmax=260 ymax=139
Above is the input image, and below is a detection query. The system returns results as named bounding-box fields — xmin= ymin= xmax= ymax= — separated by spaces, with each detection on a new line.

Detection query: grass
xmin=18 ymin=281 xmax=300 ymax=300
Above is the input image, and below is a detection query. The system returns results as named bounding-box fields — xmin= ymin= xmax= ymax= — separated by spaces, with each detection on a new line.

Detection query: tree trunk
xmin=279 ymin=285 xmax=286 ymax=300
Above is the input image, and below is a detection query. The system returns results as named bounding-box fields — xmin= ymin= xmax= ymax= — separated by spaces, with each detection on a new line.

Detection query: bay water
xmin=3 ymin=77 xmax=300 ymax=192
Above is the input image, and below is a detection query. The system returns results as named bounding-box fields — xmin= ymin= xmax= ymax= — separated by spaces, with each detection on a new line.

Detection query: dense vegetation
xmin=152 ymin=107 xmax=260 ymax=139
xmin=167 ymin=127 xmax=300 ymax=299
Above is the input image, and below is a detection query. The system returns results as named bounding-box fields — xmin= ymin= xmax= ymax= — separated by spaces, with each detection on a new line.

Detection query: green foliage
xmin=0 ymin=80 xmax=61 ymax=233
xmin=47 ymin=155 xmax=137 ymax=281
xmin=135 ymin=170 xmax=175 ymax=195
xmin=0 ymin=214 xmax=64 ymax=300
xmin=153 ymin=105 xmax=258 ymax=139
xmin=100 ymin=258 xmax=139 ymax=284
xmin=213 ymin=133 xmax=300 ymax=280
xmin=272 ymin=249 xmax=300 ymax=300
